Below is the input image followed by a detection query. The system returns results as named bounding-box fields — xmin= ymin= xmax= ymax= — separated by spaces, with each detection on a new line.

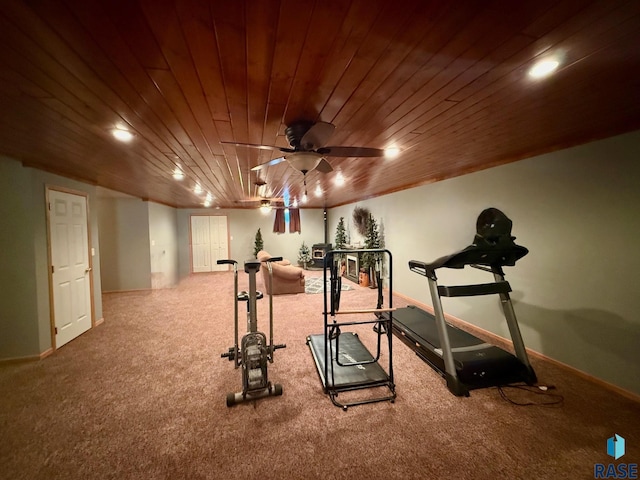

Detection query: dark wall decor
xmin=352 ymin=206 xmax=370 ymax=236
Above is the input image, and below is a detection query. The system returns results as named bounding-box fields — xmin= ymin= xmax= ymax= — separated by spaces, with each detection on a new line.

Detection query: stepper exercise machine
xmin=217 ymin=257 xmax=286 ymax=407
xmin=392 ymin=208 xmax=537 ymax=396
xmin=307 ymin=248 xmax=396 ymax=410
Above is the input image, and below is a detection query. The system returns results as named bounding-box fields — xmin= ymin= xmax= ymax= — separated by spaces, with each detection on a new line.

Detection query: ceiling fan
xmin=222 ymin=120 xmax=387 ymax=175
xmin=234 ymin=178 xmax=286 ymax=209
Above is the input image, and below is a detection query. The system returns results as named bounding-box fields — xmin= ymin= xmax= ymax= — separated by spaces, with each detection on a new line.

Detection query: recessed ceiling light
xmin=111 ymin=128 xmax=134 ymax=142
xmin=314 ymin=185 xmax=323 ymax=197
xmin=334 ymin=171 xmax=345 ymax=186
xmin=193 ymin=183 xmax=203 ymax=195
xmin=529 ymin=58 xmax=560 ymax=79
xmin=172 ymin=168 xmax=184 ymax=180
xmin=384 ymin=146 xmax=400 ymax=158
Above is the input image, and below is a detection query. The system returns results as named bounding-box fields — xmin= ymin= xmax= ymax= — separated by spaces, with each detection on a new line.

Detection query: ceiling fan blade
xmin=315 ymin=158 xmax=333 ymax=173
xmin=250 ymin=156 xmax=286 ymax=171
xmin=300 ymin=122 xmax=335 ymax=149
xmin=221 ymin=141 xmax=294 ymax=154
xmin=235 ymin=196 xmax=284 ymax=203
xmin=317 ymin=146 xmax=386 ymax=157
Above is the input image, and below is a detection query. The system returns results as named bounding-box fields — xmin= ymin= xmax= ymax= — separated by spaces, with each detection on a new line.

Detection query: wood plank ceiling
xmin=0 ymin=0 xmax=639 ymax=209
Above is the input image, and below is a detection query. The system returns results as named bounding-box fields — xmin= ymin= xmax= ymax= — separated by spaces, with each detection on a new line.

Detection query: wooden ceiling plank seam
xmin=406 ymin=5 xmax=640 ymax=147
xmin=245 ymin=0 xmax=279 ymax=147
xmin=330 ymin=2 xmax=487 ymax=146
xmin=358 ymin=0 xmax=596 ymax=146
xmin=65 ymin=0 xmax=197 ymax=164
xmin=1 ymin=1 xmax=195 ymax=181
xmin=176 ymin=0 xmax=231 ymax=163
xmin=210 ymin=0 xmax=249 ymax=138
xmin=209 ymin=0 xmax=250 ymax=199
xmin=341 ymin=57 xmax=640 ymax=205
xmin=348 ymin=3 xmax=557 ymax=148
xmin=260 ymin=0 xmax=322 ymax=154
xmin=172 ymin=1 xmax=232 ymax=167
xmin=320 ymin=0 xmax=426 ymax=131
xmin=264 ymin=0 xmax=316 ymax=125
xmin=169 ymin=2 xmax=241 ymax=205
xmin=407 ymin=68 xmax=640 ymax=176
xmin=0 ymin=67 xmax=176 ymax=185
xmin=280 ymin=0 xmax=354 ymax=124
xmin=0 ymin=22 xmax=108 ymax=126
xmin=140 ymin=1 xmax=220 ymax=171
xmin=382 ymin=0 xmax=640 ymax=151
xmin=231 ymin=0 xmax=308 ymax=198
xmin=0 ymin=68 xmax=51 ymax=99
xmin=379 ymin=34 xmax=541 ymax=143
xmin=73 ymin=0 xmax=169 ymax=71
xmin=1 ymin=2 xmax=161 ymax=144
xmin=296 ymin=0 xmax=391 ymax=125
xmin=323 ymin=0 xmax=446 ymax=128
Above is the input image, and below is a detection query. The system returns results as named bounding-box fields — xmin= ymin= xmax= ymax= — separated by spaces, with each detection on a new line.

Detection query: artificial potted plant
xmin=334 ymin=216 xmax=348 ymax=275
xmin=253 ymin=228 xmax=264 ymax=258
xmin=298 ymin=241 xmax=311 ymax=269
xmin=361 ymin=213 xmax=380 ymax=288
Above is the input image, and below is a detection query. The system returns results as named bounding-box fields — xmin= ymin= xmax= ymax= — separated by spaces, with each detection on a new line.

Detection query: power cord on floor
xmin=496 ymin=384 xmax=564 ymax=407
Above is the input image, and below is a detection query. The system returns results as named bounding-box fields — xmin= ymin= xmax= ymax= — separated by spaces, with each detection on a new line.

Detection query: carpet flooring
xmin=1 ymin=272 xmax=639 ymax=480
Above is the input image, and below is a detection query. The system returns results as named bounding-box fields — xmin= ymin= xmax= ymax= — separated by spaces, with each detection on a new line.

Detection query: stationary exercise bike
xmin=217 ymin=257 xmax=286 ymax=407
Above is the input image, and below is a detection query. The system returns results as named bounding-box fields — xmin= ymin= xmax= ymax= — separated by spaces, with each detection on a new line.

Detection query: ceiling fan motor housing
xmin=285 ymin=121 xmax=314 ymax=149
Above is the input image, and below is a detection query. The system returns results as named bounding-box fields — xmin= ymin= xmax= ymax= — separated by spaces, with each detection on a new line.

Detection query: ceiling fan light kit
xmin=288 ymin=151 xmax=323 ymax=173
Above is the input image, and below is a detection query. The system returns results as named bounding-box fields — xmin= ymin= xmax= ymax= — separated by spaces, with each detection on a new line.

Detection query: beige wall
xmin=97 ymin=196 xmax=152 ymax=292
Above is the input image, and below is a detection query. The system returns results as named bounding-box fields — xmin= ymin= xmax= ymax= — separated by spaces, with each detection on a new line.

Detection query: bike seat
xmin=237 ymin=291 xmax=264 ymax=301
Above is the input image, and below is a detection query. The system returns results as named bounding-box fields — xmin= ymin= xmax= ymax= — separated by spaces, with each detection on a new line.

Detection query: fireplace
xmin=311 ymin=243 xmax=332 ymax=268
xmin=345 ymin=254 xmax=359 ymax=283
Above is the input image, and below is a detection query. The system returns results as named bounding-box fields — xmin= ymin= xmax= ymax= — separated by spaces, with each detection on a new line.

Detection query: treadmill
xmin=392 ymin=208 xmax=537 ymax=396
xmin=307 ymin=248 xmax=396 ymax=410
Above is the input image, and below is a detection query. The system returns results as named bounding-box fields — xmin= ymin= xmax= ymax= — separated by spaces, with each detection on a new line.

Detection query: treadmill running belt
xmin=393 ymin=305 xmax=527 ymax=388
xmin=393 ymin=305 xmax=485 ymax=349
xmin=307 ymin=333 xmax=389 ymax=388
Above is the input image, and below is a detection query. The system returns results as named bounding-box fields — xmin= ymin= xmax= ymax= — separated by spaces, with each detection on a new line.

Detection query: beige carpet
xmin=1 ymin=272 xmax=639 ymax=480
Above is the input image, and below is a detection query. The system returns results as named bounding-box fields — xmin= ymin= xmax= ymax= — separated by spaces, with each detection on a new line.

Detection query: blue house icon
xmin=607 ymin=434 xmax=625 ymax=460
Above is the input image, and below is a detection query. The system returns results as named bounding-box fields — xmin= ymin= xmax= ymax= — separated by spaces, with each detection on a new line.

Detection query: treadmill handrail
xmin=409 ymin=260 xmax=433 ymax=279
xmin=438 ymin=281 xmax=511 ymax=298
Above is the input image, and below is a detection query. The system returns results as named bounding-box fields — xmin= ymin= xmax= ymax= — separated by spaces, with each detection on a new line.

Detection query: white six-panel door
xmin=190 ymin=215 xmax=228 ymax=272
xmin=48 ymin=189 xmax=92 ymax=348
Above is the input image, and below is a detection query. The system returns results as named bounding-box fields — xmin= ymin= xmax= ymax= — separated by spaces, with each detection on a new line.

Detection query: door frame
xmin=45 ymin=185 xmax=95 ymax=350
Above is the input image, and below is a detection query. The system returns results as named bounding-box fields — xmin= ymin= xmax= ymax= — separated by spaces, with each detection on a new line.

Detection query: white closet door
xmin=191 ymin=216 xmax=212 ymax=273
xmin=210 ymin=216 xmax=229 ymax=271
xmin=190 ymin=215 xmax=228 ymax=272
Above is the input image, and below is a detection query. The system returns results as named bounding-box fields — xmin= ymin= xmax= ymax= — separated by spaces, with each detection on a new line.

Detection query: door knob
xmin=85 ymin=267 xmax=92 ymax=273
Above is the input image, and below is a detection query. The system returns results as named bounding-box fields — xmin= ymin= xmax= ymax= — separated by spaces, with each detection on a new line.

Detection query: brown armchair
xmin=256 ymin=250 xmax=305 ymax=295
